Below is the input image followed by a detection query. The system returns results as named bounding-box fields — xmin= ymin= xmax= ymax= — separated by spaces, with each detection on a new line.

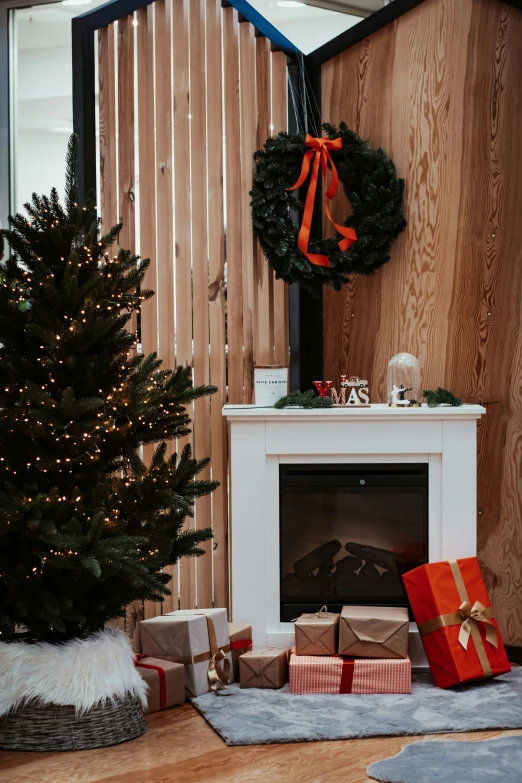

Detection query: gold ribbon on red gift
xmin=287 ymin=135 xmax=357 ymax=268
xmin=134 ymin=655 xmax=167 ymax=710
xmin=417 ymin=560 xmax=499 ymax=678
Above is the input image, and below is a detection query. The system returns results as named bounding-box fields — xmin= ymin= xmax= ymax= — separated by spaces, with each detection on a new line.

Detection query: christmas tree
xmin=0 ymin=136 xmax=216 ymax=643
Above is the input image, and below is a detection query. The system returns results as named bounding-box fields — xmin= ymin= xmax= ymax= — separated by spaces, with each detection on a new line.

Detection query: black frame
xmin=279 ymin=463 xmax=429 ymax=621
xmin=70 ymin=0 xmax=522 ymax=389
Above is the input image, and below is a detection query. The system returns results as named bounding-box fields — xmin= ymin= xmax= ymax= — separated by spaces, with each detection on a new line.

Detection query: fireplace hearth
xmin=279 ymin=464 xmax=428 ymax=620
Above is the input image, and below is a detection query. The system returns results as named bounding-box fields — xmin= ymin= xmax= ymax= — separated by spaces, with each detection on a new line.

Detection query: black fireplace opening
xmin=279 ymin=464 xmax=428 ymax=621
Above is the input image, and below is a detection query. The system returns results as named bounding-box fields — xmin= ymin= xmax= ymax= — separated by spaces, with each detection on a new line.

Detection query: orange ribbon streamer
xmin=287 ymin=134 xmax=357 ymax=268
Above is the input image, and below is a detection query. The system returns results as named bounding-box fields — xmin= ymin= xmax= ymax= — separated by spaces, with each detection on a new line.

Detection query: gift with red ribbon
xmin=287 ymin=134 xmax=357 ymax=268
xmin=228 ymin=622 xmax=252 ymax=680
xmin=134 ymin=655 xmax=185 ymax=714
xmin=289 ymin=649 xmax=411 ymax=695
xmin=403 ymin=557 xmax=511 ymax=689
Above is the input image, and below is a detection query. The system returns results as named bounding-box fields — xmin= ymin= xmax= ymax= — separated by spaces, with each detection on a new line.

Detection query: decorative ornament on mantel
xmin=387 ymin=353 xmax=422 ymax=408
xmin=250 ymin=122 xmax=407 ymax=297
xmin=329 ymin=375 xmax=370 ymax=407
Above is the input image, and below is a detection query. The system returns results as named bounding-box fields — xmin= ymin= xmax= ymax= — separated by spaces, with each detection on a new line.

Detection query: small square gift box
xmin=239 ymin=646 xmax=288 ymax=689
xmin=294 ymin=606 xmax=339 ymax=656
xmin=338 ymin=606 xmax=409 ymax=659
xmin=134 ymin=655 xmax=185 ymax=714
xmin=140 ymin=608 xmax=233 ymax=698
xmin=403 ymin=557 xmax=511 ymax=689
xmin=228 ymin=622 xmax=252 ymax=680
xmin=289 ymin=650 xmax=411 ymax=695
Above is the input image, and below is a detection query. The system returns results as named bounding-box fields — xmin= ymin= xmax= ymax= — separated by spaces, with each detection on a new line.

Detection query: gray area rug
xmin=367 ymin=736 xmax=522 ymax=783
xmin=192 ymin=669 xmax=522 ymax=746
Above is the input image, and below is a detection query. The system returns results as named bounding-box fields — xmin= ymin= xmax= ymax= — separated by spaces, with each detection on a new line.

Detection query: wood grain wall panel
xmin=270 ymin=51 xmax=289 ymax=367
xmin=223 ymin=8 xmax=243 ymax=405
xmin=239 ymin=23 xmax=257 ymax=402
xmin=206 ymin=0 xmax=228 ymax=610
xmin=98 ymin=25 xmax=117 ymax=232
xmin=189 ymin=0 xmax=212 ymax=609
xmin=322 ymin=0 xmax=522 ymax=643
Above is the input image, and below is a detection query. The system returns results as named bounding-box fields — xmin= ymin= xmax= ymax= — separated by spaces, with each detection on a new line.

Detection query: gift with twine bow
xmin=239 ymin=645 xmax=289 ymax=689
xmin=287 ymin=135 xmax=357 ymax=269
xmin=294 ymin=605 xmax=339 ymax=656
xmin=403 ymin=557 xmax=511 ymax=689
xmin=139 ymin=608 xmax=233 ymax=699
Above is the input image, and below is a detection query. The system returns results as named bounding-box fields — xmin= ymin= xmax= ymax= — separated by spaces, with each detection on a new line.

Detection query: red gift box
xmin=289 ymin=650 xmax=411 ymax=695
xmin=403 ymin=557 xmax=511 ymax=689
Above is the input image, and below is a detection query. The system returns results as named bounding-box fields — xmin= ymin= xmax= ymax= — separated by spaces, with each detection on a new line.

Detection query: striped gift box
xmin=289 ymin=650 xmax=411 ymax=695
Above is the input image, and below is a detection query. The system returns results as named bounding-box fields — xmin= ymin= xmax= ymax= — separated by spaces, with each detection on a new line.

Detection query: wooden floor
xmin=0 ymin=705 xmax=521 ymax=783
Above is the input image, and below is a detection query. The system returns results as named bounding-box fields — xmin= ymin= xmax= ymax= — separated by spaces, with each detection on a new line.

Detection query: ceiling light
xmin=62 ymin=0 xmax=92 ymax=6
xmin=277 ymin=1 xmax=306 ymax=7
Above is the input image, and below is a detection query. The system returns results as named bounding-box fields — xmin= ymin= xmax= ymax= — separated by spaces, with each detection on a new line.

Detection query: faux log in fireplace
xmin=279 ymin=464 xmax=428 ymax=621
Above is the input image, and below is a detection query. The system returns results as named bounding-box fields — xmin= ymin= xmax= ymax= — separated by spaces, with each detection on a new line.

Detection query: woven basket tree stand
xmin=0 ymin=694 xmax=147 ymax=752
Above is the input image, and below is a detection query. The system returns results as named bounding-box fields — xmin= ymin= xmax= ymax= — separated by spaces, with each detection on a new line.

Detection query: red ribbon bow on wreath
xmin=287 ymin=134 xmax=358 ymax=268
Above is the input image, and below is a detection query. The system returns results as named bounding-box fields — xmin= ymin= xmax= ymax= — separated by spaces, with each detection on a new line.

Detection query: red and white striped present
xmin=289 ymin=650 xmax=411 ymax=695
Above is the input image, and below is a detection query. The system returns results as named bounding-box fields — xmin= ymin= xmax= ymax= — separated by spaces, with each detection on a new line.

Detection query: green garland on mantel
xmin=274 ymin=390 xmax=334 ymax=409
xmin=250 ymin=122 xmax=407 ymax=297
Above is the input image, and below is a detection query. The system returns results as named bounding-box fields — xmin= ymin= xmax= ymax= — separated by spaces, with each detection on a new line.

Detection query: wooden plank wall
xmin=97 ymin=1 xmax=289 ymax=618
xmin=321 ymin=0 xmax=522 ymax=643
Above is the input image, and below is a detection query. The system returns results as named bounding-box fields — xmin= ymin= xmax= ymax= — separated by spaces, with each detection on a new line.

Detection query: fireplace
xmin=279 ymin=464 xmax=428 ymax=620
xmin=224 ymin=403 xmax=484 ymax=667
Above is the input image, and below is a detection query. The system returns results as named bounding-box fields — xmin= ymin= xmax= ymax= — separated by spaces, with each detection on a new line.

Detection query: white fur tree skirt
xmin=0 ymin=628 xmax=148 ymax=717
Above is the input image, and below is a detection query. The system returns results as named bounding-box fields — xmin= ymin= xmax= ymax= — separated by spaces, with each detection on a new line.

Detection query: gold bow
xmin=457 ymin=600 xmax=498 ymax=651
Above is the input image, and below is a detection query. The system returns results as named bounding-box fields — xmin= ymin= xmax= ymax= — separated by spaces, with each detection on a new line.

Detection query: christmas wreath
xmin=251 ymin=122 xmax=407 ymax=297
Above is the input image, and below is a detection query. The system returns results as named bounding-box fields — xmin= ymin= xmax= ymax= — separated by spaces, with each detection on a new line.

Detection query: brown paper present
xmin=140 ymin=608 xmax=233 ymax=698
xmin=294 ymin=606 xmax=339 ymax=656
xmin=228 ymin=622 xmax=252 ymax=680
xmin=135 ymin=656 xmax=185 ymax=714
xmin=239 ymin=647 xmax=288 ymax=689
xmin=338 ymin=606 xmax=409 ymax=659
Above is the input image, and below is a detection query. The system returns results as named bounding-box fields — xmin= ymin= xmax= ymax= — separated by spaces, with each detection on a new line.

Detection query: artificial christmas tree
xmin=0 ymin=137 xmax=216 ymax=749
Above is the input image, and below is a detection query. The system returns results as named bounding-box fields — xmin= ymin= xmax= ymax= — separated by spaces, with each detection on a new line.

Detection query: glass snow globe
xmin=387 ymin=353 xmax=421 ymax=407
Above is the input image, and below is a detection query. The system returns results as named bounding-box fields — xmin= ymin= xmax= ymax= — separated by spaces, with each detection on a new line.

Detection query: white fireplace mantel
xmin=223 ymin=404 xmax=485 ymax=666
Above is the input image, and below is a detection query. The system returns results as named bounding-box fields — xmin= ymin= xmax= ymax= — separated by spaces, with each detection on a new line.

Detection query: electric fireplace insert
xmin=279 ymin=464 xmax=428 ymax=621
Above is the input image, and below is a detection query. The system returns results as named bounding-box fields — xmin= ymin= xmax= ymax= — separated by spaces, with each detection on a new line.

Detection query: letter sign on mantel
xmin=330 ymin=375 xmax=370 ymax=407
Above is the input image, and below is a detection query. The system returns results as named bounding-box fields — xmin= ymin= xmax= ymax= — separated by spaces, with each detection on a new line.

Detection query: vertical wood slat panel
xmin=254 ymin=35 xmax=273 ymax=367
xmin=223 ymin=8 xmax=243 ymax=405
xmin=190 ymin=0 xmax=212 ymax=609
xmin=117 ymin=16 xmax=136 ymax=251
xmin=239 ymin=23 xmax=256 ymax=403
xmin=117 ymin=15 xmax=137 ymax=344
xmin=173 ymin=0 xmax=196 ymax=609
xmin=270 ymin=51 xmax=289 ymax=367
xmin=136 ymin=5 xmax=163 ymax=620
xmin=206 ymin=0 xmax=228 ymax=611
xmin=154 ymin=0 xmax=177 ymax=615
xmin=98 ymin=25 xmax=117 ymax=232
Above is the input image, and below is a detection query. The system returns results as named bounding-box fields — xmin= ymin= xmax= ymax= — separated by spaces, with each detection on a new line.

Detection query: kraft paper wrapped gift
xmin=134 ymin=656 xmax=185 ymax=714
xmin=338 ymin=606 xmax=409 ymax=659
xmin=239 ymin=647 xmax=288 ymax=689
xmin=228 ymin=622 xmax=252 ymax=679
xmin=403 ymin=557 xmax=511 ymax=689
xmin=289 ymin=649 xmax=411 ymax=694
xmin=139 ymin=608 xmax=233 ymax=699
xmin=294 ymin=606 xmax=339 ymax=656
